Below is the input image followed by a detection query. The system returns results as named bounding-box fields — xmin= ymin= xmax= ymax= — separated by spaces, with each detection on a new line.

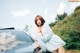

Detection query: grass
xmin=66 ymin=50 xmax=80 ymax=53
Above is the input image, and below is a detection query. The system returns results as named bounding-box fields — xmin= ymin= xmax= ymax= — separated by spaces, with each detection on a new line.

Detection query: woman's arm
xmin=41 ymin=24 xmax=53 ymax=43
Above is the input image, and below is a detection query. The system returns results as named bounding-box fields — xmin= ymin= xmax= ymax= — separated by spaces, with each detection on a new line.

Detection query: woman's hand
xmin=34 ymin=42 xmax=41 ymax=53
xmin=35 ymin=42 xmax=40 ymax=48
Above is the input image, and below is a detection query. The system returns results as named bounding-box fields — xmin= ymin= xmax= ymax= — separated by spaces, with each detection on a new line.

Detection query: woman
xmin=31 ymin=15 xmax=66 ymax=53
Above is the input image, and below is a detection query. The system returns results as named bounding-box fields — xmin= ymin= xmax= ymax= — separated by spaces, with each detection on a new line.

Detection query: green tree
xmin=24 ymin=25 xmax=29 ymax=31
xmin=64 ymin=31 xmax=80 ymax=49
xmin=74 ymin=6 xmax=80 ymax=11
xmin=56 ymin=12 xmax=67 ymax=21
xmin=49 ymin=21 xmax=57 ymax=28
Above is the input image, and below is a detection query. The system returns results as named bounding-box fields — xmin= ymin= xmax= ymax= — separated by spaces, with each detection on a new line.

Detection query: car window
xmin=0 ymin=30 xmax=34 ymax=51
xmin=0 ymin=30 xmax=33 ymax=42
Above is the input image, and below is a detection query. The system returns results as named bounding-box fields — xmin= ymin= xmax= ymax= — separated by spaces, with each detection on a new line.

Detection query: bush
xmin=64 ymin=31 xmax=80 ymax=49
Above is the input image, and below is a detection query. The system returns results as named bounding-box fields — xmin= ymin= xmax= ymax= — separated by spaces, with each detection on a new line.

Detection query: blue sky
xmin=0 ymin=0 xmax=80 ymax=29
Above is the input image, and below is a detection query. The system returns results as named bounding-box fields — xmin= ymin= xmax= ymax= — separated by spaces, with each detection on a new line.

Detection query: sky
xmin=0 ymin=0 xmax=80 ymax=30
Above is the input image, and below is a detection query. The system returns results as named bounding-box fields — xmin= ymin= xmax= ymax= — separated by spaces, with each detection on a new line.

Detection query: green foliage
xmin=56 ymin=12 xmax=67 ymax=21
xmin=49 ymin=21 xmax=57 ymax=28
xmin=51 ymin=6 xmax=80 ymax=50
xmin=74 ymin=6 xmax=80 ymax=11
xmin=64 ymin=31 xmax=80 ymax=49
xmin=24 ymin=25 xmax=29 ymax=31
xmin=49 ymin=12 xmax=67 ymax=28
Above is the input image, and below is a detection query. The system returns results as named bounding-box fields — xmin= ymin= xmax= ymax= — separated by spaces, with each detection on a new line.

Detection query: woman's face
xmin=36 ymin=17 xmax=42 ymax=26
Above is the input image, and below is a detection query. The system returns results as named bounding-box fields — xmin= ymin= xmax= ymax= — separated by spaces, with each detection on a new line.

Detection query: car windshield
xmin=0 ymin=30 xmax=34 ymax=52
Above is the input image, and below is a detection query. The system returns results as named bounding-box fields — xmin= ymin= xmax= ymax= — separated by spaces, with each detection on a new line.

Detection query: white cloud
xmin=77 ymin=2 xmax=80 ymax=6
xmin=43 ymin=9 xmax=48 ymax=19
xmin=70 ymin=2 xmax=80 ymax=10
xmin=50 ymin=14 xmax=56 ymax=22
xmin=70 ymin=3 xmax=77 ymax=10
xmin=0 ymin=32 xmax=27 ymax=50
xmin=43 ymin=8 xmax=56 ymax=24
xmin=57 ymin=2 xmax=66 ymax=15
xmin=12 ymin=9 xmax=31 ymax=17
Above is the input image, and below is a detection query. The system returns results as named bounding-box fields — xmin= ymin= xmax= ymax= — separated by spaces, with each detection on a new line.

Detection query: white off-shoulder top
xmin=30 ymin=23 xmax=66 ymax=52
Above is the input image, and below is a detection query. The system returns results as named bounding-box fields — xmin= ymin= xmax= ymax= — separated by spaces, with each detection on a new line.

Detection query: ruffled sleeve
xmin=29 ymin=26 xmax=37 ymax=41
xmin=41 ymin=23 xmax=53 ymax=43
